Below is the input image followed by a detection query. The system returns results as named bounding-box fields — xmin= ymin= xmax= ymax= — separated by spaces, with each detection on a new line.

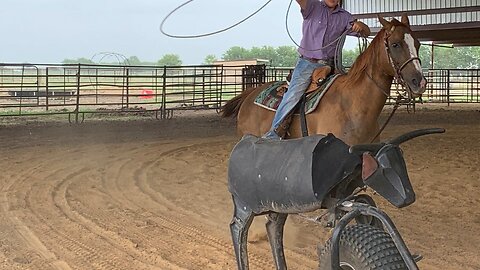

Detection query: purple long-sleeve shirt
xmin=298 ymin=0 xmax=355 ymax=60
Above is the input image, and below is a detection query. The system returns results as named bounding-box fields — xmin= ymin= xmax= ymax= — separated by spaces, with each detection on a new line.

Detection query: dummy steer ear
xmin=401 ymin=13 xmax=410 ymax=27
xmin=378 ymin=15 xmax=391 ymax=30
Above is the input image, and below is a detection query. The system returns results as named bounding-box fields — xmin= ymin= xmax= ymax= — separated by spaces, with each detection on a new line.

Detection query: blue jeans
xmin=263 ymin=57 xmax=326 ymax=139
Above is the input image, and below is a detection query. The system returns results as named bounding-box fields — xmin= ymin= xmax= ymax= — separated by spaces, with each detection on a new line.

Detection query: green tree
xmin=449 ymin=47 xmax=480 ymax=69
xmin=427 ymin=45 xmax=480 ymax=69
xmin=220 ymin=45 xmax=365 ymax=68
xmin=417 ymin=46 xmax=432 ymax=68
xmin=222 ymin=46 xmax=250 ymax=60
xmin=431 ymin=47 xmax=460 ymax=69
xmin=341 ymin=47 xmax=360 ymax=67
xmin=222 ymin=45 xmax=298 ymax=66
xmin=275 ymin=46 xmax=298 ymax=67
xmin=127 ymin=56 xmax=142 ymax=65
xmin=203 ymin=54 xmax=217 ymax=65
xmin=157 ymin=54 xmax=182 ymax=66
xmin=62 ymin=58 xmax=95 ymax=64
xmin=250 ymin=46 xmax=277 ymax=63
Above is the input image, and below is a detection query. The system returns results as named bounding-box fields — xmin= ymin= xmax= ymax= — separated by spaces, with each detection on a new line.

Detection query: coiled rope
xmin=160 ymin=0 xmax=273 ymax=38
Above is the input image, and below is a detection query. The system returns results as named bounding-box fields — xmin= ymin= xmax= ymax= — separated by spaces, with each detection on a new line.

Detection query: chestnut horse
xmin=222 ymin=15 xmax=426 ymax=145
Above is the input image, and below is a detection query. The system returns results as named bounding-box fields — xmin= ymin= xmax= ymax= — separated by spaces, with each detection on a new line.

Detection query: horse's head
xmin=378 ymin=15 xmax=427 ymax=96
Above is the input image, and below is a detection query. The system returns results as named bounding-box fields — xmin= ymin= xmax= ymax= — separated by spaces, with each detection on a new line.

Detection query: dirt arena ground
xmin=0 ymin=105 xmax=479 ymax=270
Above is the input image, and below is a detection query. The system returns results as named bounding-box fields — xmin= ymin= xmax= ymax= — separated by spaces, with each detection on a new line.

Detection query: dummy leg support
xmin=266 ymin=212 xmax=288 ymax=270
xmin=230 ymin=196 xmax=254 ymax=270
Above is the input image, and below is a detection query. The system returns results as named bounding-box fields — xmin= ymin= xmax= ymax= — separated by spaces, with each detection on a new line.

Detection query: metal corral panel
xmin=343 ymin=0 xmax=480 ymax=45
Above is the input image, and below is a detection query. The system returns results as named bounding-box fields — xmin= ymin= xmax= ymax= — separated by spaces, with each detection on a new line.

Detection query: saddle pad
xmin=253 ymin=74 xmax=341 ymax=114
xmin=253 ymin=80 xmax=287 ymax=111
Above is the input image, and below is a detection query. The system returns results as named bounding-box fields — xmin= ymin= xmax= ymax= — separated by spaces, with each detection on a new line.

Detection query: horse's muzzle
xmin=408 ymin=75 xmax=427 ymax=95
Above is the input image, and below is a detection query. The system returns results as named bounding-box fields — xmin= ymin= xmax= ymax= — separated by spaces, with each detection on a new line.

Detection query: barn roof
xmin=343 ymin=0 xmax=480 ymax=46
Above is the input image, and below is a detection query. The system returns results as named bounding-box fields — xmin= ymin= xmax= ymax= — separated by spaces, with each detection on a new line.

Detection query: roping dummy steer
xmin=228 ymin=128 xmax=445 ymax=270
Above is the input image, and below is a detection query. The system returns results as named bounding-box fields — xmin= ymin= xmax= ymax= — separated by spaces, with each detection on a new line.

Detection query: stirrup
xmin=262 ymin=130 xmax=282 ymax=140
xmin=412 ymin=253 xmax=423 ymax=262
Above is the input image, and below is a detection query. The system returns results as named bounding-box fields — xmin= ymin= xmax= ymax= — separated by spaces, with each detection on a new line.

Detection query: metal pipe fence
xmin=0 ymin=63 xmax=478 ymax=122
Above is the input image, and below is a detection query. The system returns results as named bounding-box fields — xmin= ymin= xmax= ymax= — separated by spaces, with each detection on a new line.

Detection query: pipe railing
xmin=0 ymin=63 xmax=478 ymax=122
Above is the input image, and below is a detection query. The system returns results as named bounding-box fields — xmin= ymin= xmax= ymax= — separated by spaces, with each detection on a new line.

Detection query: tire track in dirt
xmin=10 ymin=144 xmax=179 ymax=270
xmin=38 ymin=141 xmax=230 ymax=269
xmin=132 ymin=139 xmax=318 ymax=269
xmin=1 ymin=135 xmax=318 ymax=269
xmin=0 ymin=159 xmax=72 ymax=270
xmin=53 ymin=168 xmax=181 ymax=270
xmin=137 ymin=143 xmax=271 ymax=265
xmin=66 ymin=142 xmax=186 ymax=269
xmin=96 ymin=144 xmax=201 ymax=269
xmin=97 ymin=141 xmax=263 ymax=269
xmin=3 ymin=141 xmax=202 ymax=270
xmin=24 ymin=168 xmax=135 ymax=270
xmin=65 ymin=185 xmax=187 ymax=270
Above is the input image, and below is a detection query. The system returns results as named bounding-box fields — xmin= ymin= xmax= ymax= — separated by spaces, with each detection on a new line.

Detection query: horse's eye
xmin=392 ymin=43 xmax=400 ymax=48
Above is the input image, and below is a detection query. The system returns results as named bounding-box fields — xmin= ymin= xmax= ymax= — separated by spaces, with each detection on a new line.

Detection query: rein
xmin=365 ymin=71 xmax=391 ymax=98
xmin=365 ymin=69 xmax=407 ymax=143
xmin=370 ymin=96 xmax=401 ymax=143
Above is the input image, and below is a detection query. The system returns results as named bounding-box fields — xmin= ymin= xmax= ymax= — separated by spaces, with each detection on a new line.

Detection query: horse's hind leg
xmin=230 ymin=196 xmax=254 ymax=270
xmin=266 ymin=212 xmax=288 ymax=270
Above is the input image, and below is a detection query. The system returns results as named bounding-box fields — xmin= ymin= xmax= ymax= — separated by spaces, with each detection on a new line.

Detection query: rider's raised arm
xmin=296 ymin=0 xmax=308 ymax=11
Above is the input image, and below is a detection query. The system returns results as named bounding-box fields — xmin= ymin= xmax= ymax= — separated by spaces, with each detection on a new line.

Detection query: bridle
xmin=365 ymin=26 xmax=422 ymax=99
xmin=383 ymin=25 xmax=422 ymax=95
xmin=368 ymin=26 xmax=423 ymax=143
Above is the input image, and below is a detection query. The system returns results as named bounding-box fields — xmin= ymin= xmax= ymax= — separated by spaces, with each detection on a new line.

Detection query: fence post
xmin=19 ymin=65 xmax=25 ymax=115
xmin=35 ymin=66 xmax=40 ymax=107
xmin=193 ymin=67 xmax=196 ymax=107
xmin=126 ymin=68 xmax=130 ymax=108
xmin=447 ymin=69 xmax=450 ymax=106
xmin=46 ymin=67 xmax=49 ymax=111
xmin=219 ymin=65 xmax=224 ymax=109
xmin=162 ymin=66 xmax=167 ymax=119
xmin=202 ymin=69 xmax=205 ymax=105
xmin=75 ymin=64 xmax=81 ymax=123
xmin=477 ymin=70 xmax=479 ymax=103
xmin=155 ymin=68 xmax=158 ymax=103
xmin=95 ymin=68 xmax=99 ymax=104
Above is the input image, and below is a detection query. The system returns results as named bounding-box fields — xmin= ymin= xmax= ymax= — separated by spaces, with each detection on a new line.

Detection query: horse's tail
xmin=220 ymin=87 xmax=257 ymax=118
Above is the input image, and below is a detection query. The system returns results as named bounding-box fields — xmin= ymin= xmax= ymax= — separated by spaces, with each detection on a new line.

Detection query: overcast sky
xmin=0 ymin=0 xmax=359 ymax=65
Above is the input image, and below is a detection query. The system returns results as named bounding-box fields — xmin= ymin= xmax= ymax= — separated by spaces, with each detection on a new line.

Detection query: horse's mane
xmin=345 ymin=19 xmax=408 ymax=87
xmin=345 ymin=28 xmax=386 ymax=87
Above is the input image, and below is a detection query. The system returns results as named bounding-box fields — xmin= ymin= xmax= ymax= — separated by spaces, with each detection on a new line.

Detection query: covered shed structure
xmin=341 ymin=0 xmax=480 ymax=103
xmin=343 ymin=0 xmax=480 ymax=47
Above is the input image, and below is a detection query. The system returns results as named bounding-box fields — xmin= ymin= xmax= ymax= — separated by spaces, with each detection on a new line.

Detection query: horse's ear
xmin=378 ymin=15 xmax=391 ymax=30
xmin=401 ymin=14 xmax=410 ymax=27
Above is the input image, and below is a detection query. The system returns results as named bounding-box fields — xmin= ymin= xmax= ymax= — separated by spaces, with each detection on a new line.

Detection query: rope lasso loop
xmin=160 ymin=0 xmax=273 ymax=39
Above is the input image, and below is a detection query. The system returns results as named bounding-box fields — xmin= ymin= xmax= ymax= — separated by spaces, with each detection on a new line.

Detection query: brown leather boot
xmin=274 ymin=114 xmax=293 ymax=139
xmin=306 ymin=66 xmax=332 ymax=94
xmin=312 ymin=66 xmax=332 ymax=84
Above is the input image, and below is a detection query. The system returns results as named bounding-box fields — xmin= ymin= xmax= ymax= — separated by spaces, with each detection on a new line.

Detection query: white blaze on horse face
xmin=404 ymin=33 xmax=423 ymax=73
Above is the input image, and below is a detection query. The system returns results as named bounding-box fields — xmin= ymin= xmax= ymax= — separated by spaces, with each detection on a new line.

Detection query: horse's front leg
xmin=266 ymin=212 xmax=288 ymax=270
xmin=230 ymin=196 xmax=255 ymax=270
